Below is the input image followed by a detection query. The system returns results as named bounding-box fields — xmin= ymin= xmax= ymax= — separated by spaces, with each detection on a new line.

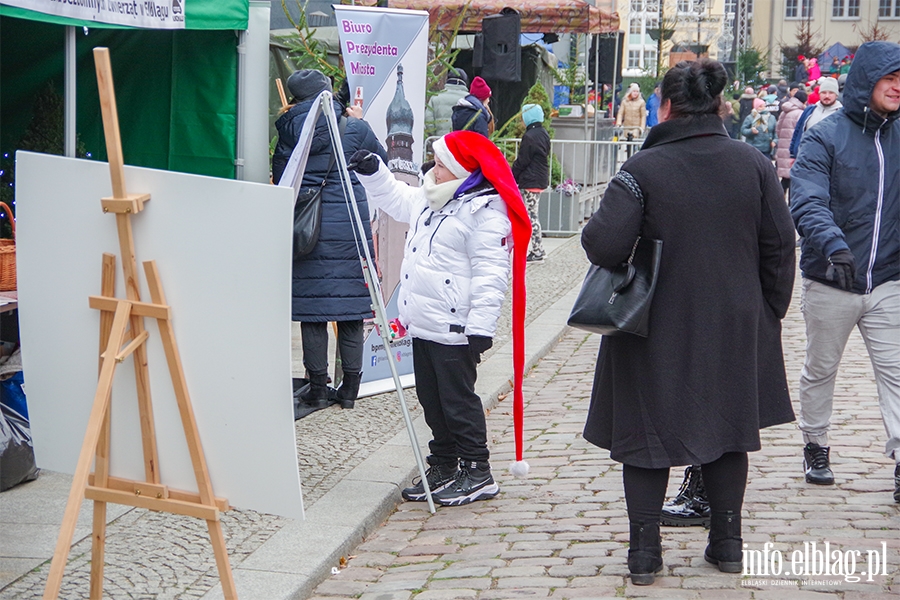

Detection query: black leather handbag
xmin=567 ymin=171 xmax=662 ymax=337
xmin=292 ymin=117 xmax=346 ymax=259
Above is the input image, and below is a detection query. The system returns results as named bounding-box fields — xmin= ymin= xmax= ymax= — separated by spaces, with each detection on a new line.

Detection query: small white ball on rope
xmin=509 ymin=460 xmax=530 ymax=478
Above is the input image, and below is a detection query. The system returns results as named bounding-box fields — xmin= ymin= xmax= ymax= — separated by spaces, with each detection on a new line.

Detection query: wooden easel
xmin=42 ymin=47 xmax=237 ymax=599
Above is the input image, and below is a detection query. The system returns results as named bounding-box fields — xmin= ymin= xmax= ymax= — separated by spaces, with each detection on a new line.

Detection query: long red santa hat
xmin=433 ymin=130 xmax=531 ymax=477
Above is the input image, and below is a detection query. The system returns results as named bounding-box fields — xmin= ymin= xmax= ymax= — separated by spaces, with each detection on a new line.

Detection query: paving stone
xmin=303 ymin=265 xmax=898 ymax=600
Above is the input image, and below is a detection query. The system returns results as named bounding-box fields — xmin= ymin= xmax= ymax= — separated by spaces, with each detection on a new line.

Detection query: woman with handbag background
xmin=272 ymin=69 xmax=387 ymax=418
xmin=579 ymin=59 xmax=796 ymax=585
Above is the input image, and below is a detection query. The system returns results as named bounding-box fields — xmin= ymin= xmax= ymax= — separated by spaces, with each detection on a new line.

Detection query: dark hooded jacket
xmin=273 ymin=98 xmax=388 ymax=321
xmin=790 ymin=41 xmax=900 ymax=295
xmin=451 ymin=94 xmax=492 ymax=137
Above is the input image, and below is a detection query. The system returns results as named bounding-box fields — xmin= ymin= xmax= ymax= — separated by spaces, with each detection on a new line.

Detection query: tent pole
xmin=583 ymin=34 xmax=589 ymax=141
xmin=65 ymin=26 xmax=76 ymax=158
xmin=235 ymin=29 xmax=247 ymax=181
xmin=612 ymin=30 xmax=620 ymax=117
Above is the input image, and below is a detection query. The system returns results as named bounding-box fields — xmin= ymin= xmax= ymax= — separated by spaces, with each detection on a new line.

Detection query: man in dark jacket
xmin=736 ymin=86 xmax=757 ymax=139
xmin=790 ymin=41 xmax=900 ymax=502
xmin=511 ymin=103 xmax=551 ymax=262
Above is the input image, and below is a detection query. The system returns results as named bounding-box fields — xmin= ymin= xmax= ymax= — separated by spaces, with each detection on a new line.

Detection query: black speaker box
xmin=479 ymin=8 xmax=521 ymax=82
xmin=588 ymin=34 xmax=624 ymax=85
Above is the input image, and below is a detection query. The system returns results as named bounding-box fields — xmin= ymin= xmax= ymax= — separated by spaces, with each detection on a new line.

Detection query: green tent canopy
xmin=1 ymin=0 xmax=250 ymax=179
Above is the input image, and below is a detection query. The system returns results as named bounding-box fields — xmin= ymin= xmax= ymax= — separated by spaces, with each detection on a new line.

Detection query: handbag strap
xmin=612 ymin=170 xmax=646 ymax=265
xmin=318 ymin=116 xmax=348 ymax=190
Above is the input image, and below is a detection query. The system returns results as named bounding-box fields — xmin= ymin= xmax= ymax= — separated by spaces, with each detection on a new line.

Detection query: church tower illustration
xmin=385 ymin=64 xmax=417 ymax=177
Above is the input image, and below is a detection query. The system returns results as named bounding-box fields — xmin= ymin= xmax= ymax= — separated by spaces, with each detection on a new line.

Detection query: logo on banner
xmin=2 ymin=0 xmax=186 ymax=28
xmin=354 ymin=86 xmax=365 ymax=109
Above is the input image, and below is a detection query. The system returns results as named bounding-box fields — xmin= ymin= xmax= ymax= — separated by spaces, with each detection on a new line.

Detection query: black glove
xmin=468 ymin=335 xmax=493 ymax=364
xmin=347 ymin=149 xmax=379 ymax=175
xmin=826 ymin=249 xmax=856 ymax=291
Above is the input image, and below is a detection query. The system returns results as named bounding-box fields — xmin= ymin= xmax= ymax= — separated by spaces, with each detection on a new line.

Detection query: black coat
xmin=273 ymin=99 xmax=388 ymax=322
xmin=581 ymin=114 xmax=796 ymax=468
xmin=511 ymin=122 xmax=551 ymax=189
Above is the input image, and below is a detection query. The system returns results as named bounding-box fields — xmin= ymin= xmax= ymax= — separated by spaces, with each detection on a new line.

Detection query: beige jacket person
xmin=616 ymin=91 xmax=647 ymax=138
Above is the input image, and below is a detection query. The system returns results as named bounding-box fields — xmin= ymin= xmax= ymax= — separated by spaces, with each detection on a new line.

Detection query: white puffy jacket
xmin=357 ymin=163 xmax=512 ymax=345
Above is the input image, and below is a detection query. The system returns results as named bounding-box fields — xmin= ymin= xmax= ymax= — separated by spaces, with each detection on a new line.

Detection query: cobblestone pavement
xmin=0 ymin=237 xmax=589 ymax=599
xmin=308 ymin=273 xmax=900 ymax=600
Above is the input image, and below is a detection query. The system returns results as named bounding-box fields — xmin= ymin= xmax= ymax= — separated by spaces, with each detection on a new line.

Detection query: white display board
xmin=15 ymin=152 xmax=304 ymax=520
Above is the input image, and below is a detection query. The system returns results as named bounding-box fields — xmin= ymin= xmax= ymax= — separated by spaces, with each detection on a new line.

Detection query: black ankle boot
xmin=336 ymin=372 xmax=361 ymax=409
xmin=293 ymin=373 xmax=331 ymax=420
xmin=661 ymin=465 xmax=710 ymax=527
xmin=704 ymin=510 xmax=743 ymax=573
xmin=628 ymin=522 xmax=663 ymax=585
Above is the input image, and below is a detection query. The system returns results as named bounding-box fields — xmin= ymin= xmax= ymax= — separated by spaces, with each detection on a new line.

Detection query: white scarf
xmin=422 ymin=169 xmax=465 ymax=212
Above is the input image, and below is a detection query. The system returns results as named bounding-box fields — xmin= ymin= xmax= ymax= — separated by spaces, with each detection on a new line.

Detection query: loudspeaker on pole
xmin=478 ymin=8 xmax=521 ymax=82
xmin=589 ymin=34 xmax=624 ymax=85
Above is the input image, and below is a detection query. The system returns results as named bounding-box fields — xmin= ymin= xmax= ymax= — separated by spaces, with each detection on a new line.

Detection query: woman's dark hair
xmin=660 ymin=59 xmax=728 ymax=118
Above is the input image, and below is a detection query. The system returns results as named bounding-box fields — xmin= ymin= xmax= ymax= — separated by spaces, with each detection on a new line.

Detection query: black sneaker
xmin=401 ymin=462 xmax=459 ymax=502
xmin=434 ymin=460 xmax=499 ymax=506
xmin=661 ymin=466 xmax=710 ymax=527
xmin=893 ymin=464 xmax=899 ymax=504
xmin=526 ymin=251 xmax=545 ymax=263
xmin=803 ymin=443 xmax=835 ymax=485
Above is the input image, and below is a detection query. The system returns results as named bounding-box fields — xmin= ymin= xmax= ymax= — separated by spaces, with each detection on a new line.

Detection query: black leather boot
xmin=661 ymin=465 xmax=710 ymax=527
xmin=293 ymin=373 xmax=331 ymax=420
xmin=336 ymin=372 xmax=361 ymax=409
xmin=628 ymin=522 xmax=663 ymax=585
xmin=704 ymin=510 xmax=743 ymax=573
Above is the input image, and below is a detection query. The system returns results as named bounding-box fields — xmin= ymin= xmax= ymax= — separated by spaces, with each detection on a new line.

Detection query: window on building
xmin=786 ymin=0 xmax=814 ymax=18
xmin=646 ymin=0 xmax=660 ymax=11
xmin=832 ymin=0 xmax=859 ymax=17
xmin=677 ymin=0 xmax=692 ymax=12
xmin=631 ymin=0 xmax=644 ymax=12
xmin=725 ymin=0 xmax=753 ymax=14
xmin=879 ymin=0 xmax=900 ymax=18
xmin=645 ymin=50 xmax=658 ymax=69
xmin=628 ymin=50 xmax=641 ymax=69
xmin=630 ymin=18 xmax=642 ymax=34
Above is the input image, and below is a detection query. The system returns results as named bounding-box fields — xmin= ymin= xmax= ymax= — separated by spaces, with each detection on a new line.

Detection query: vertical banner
xmin=335 ymin=5 xmax=428 ymax=396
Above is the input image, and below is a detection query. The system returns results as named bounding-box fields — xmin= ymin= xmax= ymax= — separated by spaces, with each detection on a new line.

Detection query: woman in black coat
xmin=580 ymin=60 xmax=796 ymax=585
xmin=272 ymin=69 xmax=387 ymax=416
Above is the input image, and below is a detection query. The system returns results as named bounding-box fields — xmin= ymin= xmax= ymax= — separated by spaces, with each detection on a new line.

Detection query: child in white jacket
xmin=349 ymin=131 xmax=532 ymax=505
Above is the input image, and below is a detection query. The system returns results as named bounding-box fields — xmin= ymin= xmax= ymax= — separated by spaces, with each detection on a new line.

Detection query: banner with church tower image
xmin=334 ymin=4 xmax=428 ymax=395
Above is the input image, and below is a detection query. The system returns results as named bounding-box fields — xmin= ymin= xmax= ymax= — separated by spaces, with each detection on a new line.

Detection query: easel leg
xmin=90 ymin=254 xmax=116 ymax=599
xmin=207 ymin=520 xmax=238 ymax=599
xmin=144 ymin=261 xmax=237 ymax=597
xmin=114 ymin=213 xmax=161 ymax=484
xmin=43 ymin=302 xmax=132 ymax=599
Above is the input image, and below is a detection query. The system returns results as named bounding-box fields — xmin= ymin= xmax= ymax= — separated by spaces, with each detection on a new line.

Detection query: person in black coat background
xmin=511 ymin=103 xmax=551 ymax=262
xmin=451 ymin=76 xmax=493 ymax=137
xmin=580 ymin=59 xmax=796 ymax=585
xmin=272 ymin=69 xmax=387 ymax=417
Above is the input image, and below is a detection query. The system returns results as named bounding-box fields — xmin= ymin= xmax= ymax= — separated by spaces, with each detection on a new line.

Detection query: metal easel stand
xmin=320 ymin=98 xmax=436 ymax=514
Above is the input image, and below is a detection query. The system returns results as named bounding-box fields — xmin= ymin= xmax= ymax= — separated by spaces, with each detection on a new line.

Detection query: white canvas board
xmin=15 ymin=152 xmax=304 ymax=520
